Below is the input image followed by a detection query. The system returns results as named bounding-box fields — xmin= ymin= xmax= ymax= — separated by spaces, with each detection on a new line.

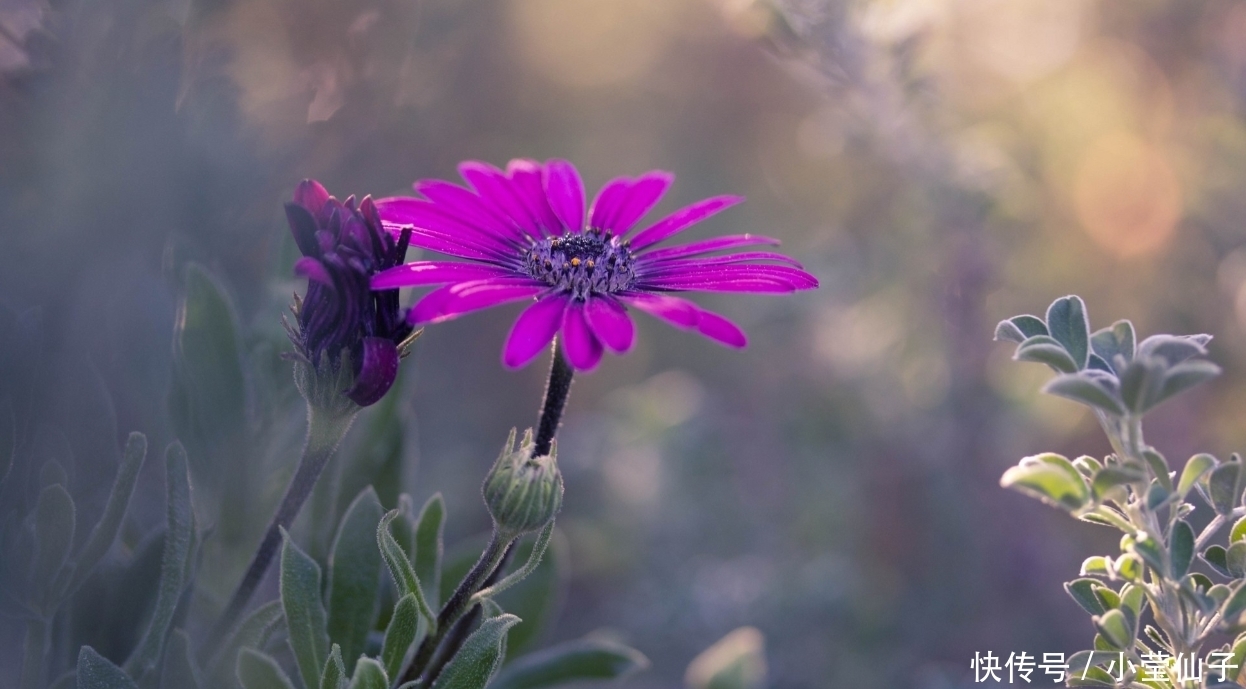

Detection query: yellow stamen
xmin=570 ymin=257 xmax=581 ymax=267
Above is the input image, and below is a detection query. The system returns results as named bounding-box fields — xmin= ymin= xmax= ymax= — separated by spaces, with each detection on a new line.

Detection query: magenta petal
xmin=507 ymin=159 xmax=562 ymax=235
xmin=294 ymin=257 xmax=333 ymax=286
xmin=371 ymin=261 xmax=512 ymax=289
xmin=347 ymin=337 xmax=401 ymax=406
xmin=503 ymin=295 xmax=569 ymax=369
xmin=583 ymin=297 xmax=635 ymax=353
xmin=561 ymin=302 xmax=604 ymax=371
xmin=543 ymin=159 xmax=586 ymax=233
xmin=642 ymin=278 xmax=799 ymax=293
xmin=409 ymin=278 xmax=543 ymax=325
xmin=376 ymin=197 xmax=519 ymax=256
xmin=638 ymin=234 xmax=782 ymax=261
xmin=285 ymin=203 xmax=322 ymax=257
xmin=607 ymin=171 xmax=672 ymax=235
xmin=622 ymin=293 xmax=749 ymax=349
xmin=414 ymin=179 xmax=524 ymax=242
xmin=294 ymin=179 xmax=331 ymax=216
xmin=641 ymin=251 xmax=804 ymax=271
xmin=460 ymin=161 xmax=544 ymax=240
xmin=695 ymin=310 xmax=747 ymax=348
xmin=588 ymin=177 xmax=631 ymax=231
xmin=620 ymin=292 xmax=700 ymax=328
xmin=627 ymin=195 xmax=744 ymax=250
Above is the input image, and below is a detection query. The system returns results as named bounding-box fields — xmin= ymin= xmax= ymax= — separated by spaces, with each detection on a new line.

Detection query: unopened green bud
xmin=483 ymin=428 xmax=563 ymax=537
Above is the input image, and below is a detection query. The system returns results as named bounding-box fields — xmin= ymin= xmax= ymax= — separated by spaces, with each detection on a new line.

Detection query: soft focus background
xmin=4 ymin=0 xmax=1246 ymax=686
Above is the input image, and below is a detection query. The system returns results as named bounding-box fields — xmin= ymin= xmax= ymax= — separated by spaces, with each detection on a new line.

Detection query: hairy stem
xmin=202 ymin=404 xmax=356 ymax=660
xmin=400 ymin=532 xmax=515 ymax=684
xmin=422 ymin=542 xmax=517 ymax=687
xmin=534 ymin=342 xmax=573 ymax=458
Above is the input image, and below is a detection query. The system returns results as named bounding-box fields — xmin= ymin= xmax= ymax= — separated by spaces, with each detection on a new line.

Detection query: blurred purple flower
xmin=371 ymin=159 xmax=818 ymax=371
xmin=285 ymin=179 xmax=415 ymax=406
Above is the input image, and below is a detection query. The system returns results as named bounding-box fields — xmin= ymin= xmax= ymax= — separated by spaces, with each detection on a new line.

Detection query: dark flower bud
xmin=483 ymin=428 xmax=564 ymax=537
xmin=283 ymin=180 xmax=419 ymax=409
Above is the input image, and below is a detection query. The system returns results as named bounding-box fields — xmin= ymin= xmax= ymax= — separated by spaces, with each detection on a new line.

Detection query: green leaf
xmin=1093 ymin=609 xmax=1133 ymax=650
xmin=321 ymin=644 xmax=346 ymax=689
xmin=1223 ymin=584 xmax=1246 ymax=626
xmin=281 ymin=530 xmax=329 ymax=689
xmin=1064 ymin=579 xmax=1105 ymax=615
xmin=124 ymin=443 xmax=195 ymax=681
xmin=414 ymin=493 xmax=445 ymax=610
xmin=1000 ymin=453 xmax=1088 ymax=511
xmin=1092 ymin=466 xmax=1146 ymax=498
xmin=1211 ymin=463 xmax=1243 ymax=515
xmin=1114 ymin=553 xmax=1141 ymax=581
xmin=1205 ymin=545 xmax=1233 ymax=577
xmin=685 ymin=627 xmax=767 ymax=689
xmin=1130 ymin=533 xmax=1165 ymax=574
xmin=1042 ymin=374 xmax=1125 ymax=416
xmin=996 ymin=315 xmax=1048 ymax=343
xmin=1090 ymin=320 xmax=1135 ymax=373
xmin=171 ymin=263 xmax=248 ymax=442
xmin=496 ymin=526 xmax=564 ymax=660
xmin=1072 ymin=456 xmax=1103 ymax=477
xmin=1158 ymin=360 xmax=1221 ymax=405
xmin=67 ymin=432 xmax=148 ymax=597
xmin=1142 ymin=449 xmax=1172 ymax=491
xmin=326 ymin=487 xmax=384 ymax=672
xmin=1010 ymin=315 xmax=1049 ymax=338
xmin=1046 ymin=296 xmax=1090 ymax=369
xmin=489 ymin=638 xmax=649 ymax=689
xmin=1171 ymin=520 xmax=1194 ymax=579
xmin=237 ymin=649 xmax=297 ymax=689
xmin=1232 ymin=516 xmax=1246 ymax=544
xmin=994 ymin=320 xmax=1026 ymax=343
xmin=1119 ymin=357 xmax=1165 ymax=413
xmin=33 ymin=483 xmax=75 ymax=606
xmin=1145 ymin=483 xmax=1170 ymax=510
xmin=77 ymin=646 xmax=138 ymax=689
xmin=1230 ymin=542 xmax=1246 ymax=579
xmin=1014 ymin=336 xmax=1078 ymax=374
xmin=382 ymin=594 xmax=420 ymax=681
xmin=1080 ymin=556 xmax=1111 ymax=577
xmin=208 ymin=600 xmax=284 ymax=688
xmin=430 ymin=614 xmax=522 ymax=689
xmin=1138 ymin=334 xmax=1208 ymax=365
xmin=347 ymin=658 xmax=389 ymax=689
xmin=378 ymin=509 xmax=436 ymax=631
xmin=1119 ymin=584 xmax=1144 ymax=617
xmin=1179 ymin=453 xmax=1217 ymax=497
xmin=160 ymin=629 xmax=202 ymax=689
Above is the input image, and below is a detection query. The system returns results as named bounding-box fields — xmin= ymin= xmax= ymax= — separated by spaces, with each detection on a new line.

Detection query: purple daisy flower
xmin=370 ymin=159 xmax=818 ymax=371
xmin=284 ymin=179 xmax=417 ymax=406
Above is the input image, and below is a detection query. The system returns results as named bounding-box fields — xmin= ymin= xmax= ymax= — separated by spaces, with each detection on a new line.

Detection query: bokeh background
xmin=5 ymin=0 xmax=1246 ymax=686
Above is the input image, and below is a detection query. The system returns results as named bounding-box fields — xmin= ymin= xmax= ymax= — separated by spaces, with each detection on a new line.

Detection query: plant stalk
xmin=201 ymin=403 xmax=356 ymax=660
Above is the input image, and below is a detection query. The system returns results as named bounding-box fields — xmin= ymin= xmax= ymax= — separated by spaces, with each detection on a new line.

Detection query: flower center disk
xmin=525 ymin=230 xmax=635 ymax=300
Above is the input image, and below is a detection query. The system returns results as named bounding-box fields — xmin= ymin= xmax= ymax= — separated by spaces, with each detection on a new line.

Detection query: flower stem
xmin=533 ymin=341 xmax=573 ymax=458
xmin=400 ymin=533 xmax=515 ymax=684
xmin=201 ymin=403 xmax=356 ymax=660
